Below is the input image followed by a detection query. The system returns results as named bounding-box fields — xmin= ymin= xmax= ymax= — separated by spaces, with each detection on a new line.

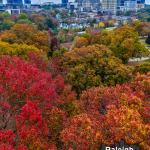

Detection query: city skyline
xmin=48 ymin=0 xmax=150 ymax=4
xmin=1 ymin=0 xmax=149 ymax=5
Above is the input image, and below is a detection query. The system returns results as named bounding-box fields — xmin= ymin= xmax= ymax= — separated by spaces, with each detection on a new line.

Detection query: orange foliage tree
xmin=0 ymin=24 xmax=49 ymax=52
xmin=79 ymin=73 xmax=150 ymax=150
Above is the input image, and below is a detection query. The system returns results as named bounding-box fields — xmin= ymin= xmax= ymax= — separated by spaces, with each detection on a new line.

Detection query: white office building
xmin=102 ymin=0 xmax=118 ymax=14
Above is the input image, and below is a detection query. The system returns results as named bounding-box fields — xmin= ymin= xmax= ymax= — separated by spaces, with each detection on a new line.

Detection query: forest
xmin=0 ymin=12 xmax=149 ymax=150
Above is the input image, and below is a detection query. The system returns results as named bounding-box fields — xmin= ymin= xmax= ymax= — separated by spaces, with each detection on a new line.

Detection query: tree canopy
xmin=63 ymin=44 xmax=132 ymax=94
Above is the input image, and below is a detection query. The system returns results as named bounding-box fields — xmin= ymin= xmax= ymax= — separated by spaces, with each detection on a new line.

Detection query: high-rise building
xmin=0 ymin=0 xmax=31 ymax=5
xmin=62 ymin=0 xmax=68 ymax=7
xmin=23 ymin=0 xmax=31 ymax=4
xmin=117 ymin=0 xmax=125 ymax=6
xmin=102 ymin=0 xmax=118 ymax=14
xmin=117 ymin=0 xmax=145 ymax=6
xmin=137 ymin=0 xmax=145 ymax=9
xmin=75 ymin=0 xmax=83 ymax=5
xmin=117 ymin=0 xmax=145 ymax=12
xmin=75 ymin=0 xmax=100 ymax=11
xmin=7 ymin=0 xmax=23 ymax=4
xmin=124 ymin=0 xmax=137 ymax=11
xmin=137 ymin=0 xmax=145 ymax=4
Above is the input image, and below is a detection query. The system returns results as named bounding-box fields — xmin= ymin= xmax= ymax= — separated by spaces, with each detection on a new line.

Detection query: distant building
xmin=117 ymin=0 xmax=125 ymax=6
xmin=102 ymin=0 xmax=118 ymax=14
xmin=62 ymin=0 xmax=68 ymax=7
xmin=82 ymin=0 xmax=92 ymax=11
xmin=75 ymin=0 xmax=83 ymax=6
xmin=2 ymin=0 xmax=31 ymax=6
xmin=137 ymin=0 xmax=145 ymax=4
xmin=118 ymin=0 xmax=145 ymax=12
xmin=23 ymin=0 xmax=31 ymax=4
xmin=7 ymin=0 xmax=23 ymax=4
xmin=137 ymin=0 xmax=145 ymax=9
xmin=6 ymin=8 xmax=21 ymax=14
xmin=113 ymin=0 xmax=146 ymax=13
xmin=67 ymin=2 xmax=78 ymax=12
xmin=124 ymin=0 xmax=137 ymax=11
xmin=0 ymin=0 xmax=7 ymax=4
xmin=75 ymin=0 xmax=101 ymax=12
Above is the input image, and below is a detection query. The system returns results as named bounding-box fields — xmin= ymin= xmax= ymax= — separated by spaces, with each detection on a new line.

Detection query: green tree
xmin=86 ymin=25 xmax=149 ymax=63
xmin=17 ymin=19 xmax=32 ymax=24
xmin=18 ymin=13 xmax=28 ymax=20
xmin=2 ymin=12 xmax=11 ymax=18
xmin=63 ymin=44 xmax=132 ymax=94
xmin=109 ymin=25 xmax=148 ymax=63
xmin=134 ymin=61 xmax=150 ymax=74
xmin=0 ymin=19 xmax=15 ymax=30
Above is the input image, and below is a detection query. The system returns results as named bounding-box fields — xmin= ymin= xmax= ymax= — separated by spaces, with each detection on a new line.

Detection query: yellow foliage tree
xmin=73 ymin=36 xmax=89 ymax=48
xmin=0 ymin=41 xmax=42 ymax=59
xmin=98 ymin=22 xmax=105 ymax=28
xmin=0 ymin=24 xmax=49 ymax=52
